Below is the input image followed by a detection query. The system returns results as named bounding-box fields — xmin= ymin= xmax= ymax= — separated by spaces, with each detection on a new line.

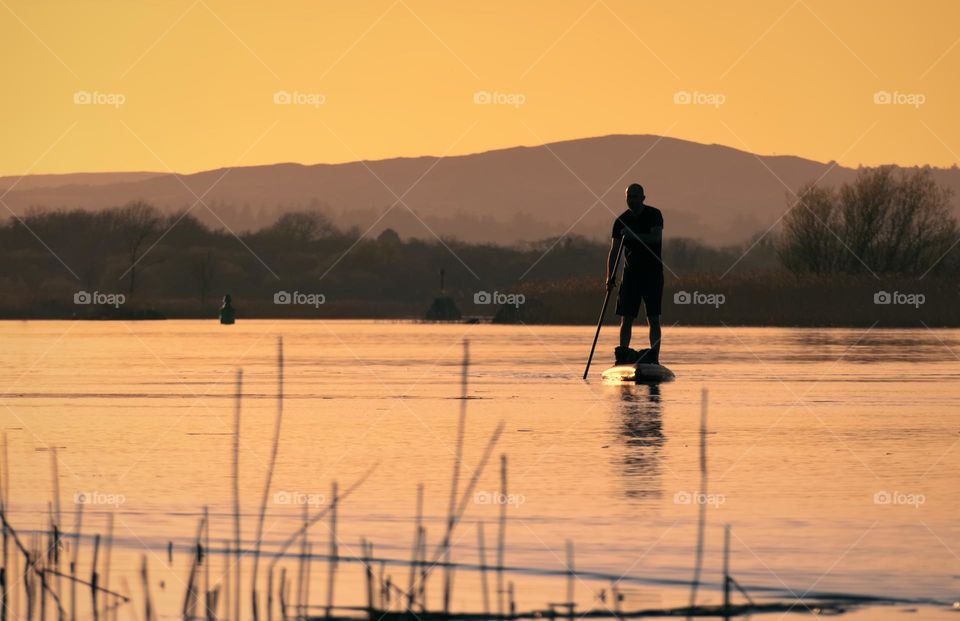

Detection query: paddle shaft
xmin=583 ymin=240 xmax=624 ymax=379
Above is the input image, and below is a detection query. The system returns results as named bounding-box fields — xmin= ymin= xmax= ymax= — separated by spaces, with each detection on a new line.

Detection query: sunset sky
xmin=3 ymin=0 xmax=959 ymax=176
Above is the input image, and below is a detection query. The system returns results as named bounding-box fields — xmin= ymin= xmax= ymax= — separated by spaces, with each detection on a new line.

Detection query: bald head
xmin=626 ymin=183 xmax=645 ymax=209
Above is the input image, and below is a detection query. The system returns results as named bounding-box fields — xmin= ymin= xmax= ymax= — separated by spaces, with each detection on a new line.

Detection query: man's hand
xmin=606 ymin=238 xmax=622 ymax=292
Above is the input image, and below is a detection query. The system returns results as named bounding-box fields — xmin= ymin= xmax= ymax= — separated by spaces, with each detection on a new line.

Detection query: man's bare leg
xmin=648 ymin=315 xmax=662 ymax=360
xmin=620 ymin=316 xmax=634 ymax=349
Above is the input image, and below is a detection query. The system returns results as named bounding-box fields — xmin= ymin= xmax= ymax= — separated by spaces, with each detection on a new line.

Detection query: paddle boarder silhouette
xmin=606 ymin=183 xmax=663 ymax=364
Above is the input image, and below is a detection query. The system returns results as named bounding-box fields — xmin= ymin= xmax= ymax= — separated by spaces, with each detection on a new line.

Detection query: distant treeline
xmin=0 ymin=203 xmax=775 ymax=319
xmin=1 ymin=168 xmax=955 ymax=326
xmin=111 ymin=198 xmax=567 ymax=246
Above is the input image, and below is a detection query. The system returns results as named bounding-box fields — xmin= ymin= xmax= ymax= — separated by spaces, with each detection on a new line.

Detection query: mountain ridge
xmin=4 ymin=134 xmax=958 ymax=245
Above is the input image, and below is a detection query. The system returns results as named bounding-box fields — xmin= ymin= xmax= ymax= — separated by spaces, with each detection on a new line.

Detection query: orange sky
xmin=2 ymin=0 xmax=959 ymax=176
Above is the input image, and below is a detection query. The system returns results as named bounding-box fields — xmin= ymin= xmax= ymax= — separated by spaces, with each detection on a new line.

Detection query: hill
xmin=4 ymin=135 xmax=959 ymax=245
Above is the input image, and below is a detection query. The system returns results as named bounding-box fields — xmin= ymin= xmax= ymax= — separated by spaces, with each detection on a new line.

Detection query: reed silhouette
xmin=0 ymin=341 xmax=948 ymax=621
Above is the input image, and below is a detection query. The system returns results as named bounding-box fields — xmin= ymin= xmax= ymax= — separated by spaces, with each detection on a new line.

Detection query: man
xmin=605 ymin=183 xmax=663 ymax=365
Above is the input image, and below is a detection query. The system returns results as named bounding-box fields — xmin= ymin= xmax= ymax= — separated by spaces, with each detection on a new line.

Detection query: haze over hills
xmin=0 ymin=171 xmax=162 ymax=191
xmin=4 ymin=135 xmax=959 ymax=245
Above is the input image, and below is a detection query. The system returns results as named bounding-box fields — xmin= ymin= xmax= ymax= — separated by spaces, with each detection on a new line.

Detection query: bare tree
xmin=111 ymin=201 xmax=163 ymax=296
xmin=778 ymin=184 xmax=843 ymax=274
xmin=192 ymin=250 xmax=217 ymax=309
xmin=264 ymin=210 xmax=337 ymax=243
xmin=778 ymin=168 xmax=956 ymax=275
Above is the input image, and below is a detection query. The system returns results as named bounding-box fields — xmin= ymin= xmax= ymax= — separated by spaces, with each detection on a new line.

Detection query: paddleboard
xmin=601 ymin=362 xmax=675 ymax=384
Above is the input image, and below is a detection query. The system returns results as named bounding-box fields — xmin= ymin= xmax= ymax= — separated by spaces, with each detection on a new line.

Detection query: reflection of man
xmin=618 ymin=383 xmax=664 ymax=499
xmin=605 ymin=184 xmax=663 ymax=364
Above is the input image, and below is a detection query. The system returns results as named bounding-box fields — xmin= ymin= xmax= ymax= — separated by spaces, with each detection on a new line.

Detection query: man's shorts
xmin=616 ymin=271 xmax=663 ymax=318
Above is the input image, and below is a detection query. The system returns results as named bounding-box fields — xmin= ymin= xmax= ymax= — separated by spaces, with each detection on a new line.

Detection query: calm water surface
xmin=1 ymin=321 xmax=958 ymax=619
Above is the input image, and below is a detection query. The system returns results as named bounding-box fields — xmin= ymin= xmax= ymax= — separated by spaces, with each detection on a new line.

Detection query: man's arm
xmin=605 ymin=237 xmax=623 ymax=290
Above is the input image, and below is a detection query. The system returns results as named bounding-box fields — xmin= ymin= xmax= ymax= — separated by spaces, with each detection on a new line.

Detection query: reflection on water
xmin=0 ymin=321 xmax=958 ymax=618
xmin=615 ymin=384 xmax=664 ymax=500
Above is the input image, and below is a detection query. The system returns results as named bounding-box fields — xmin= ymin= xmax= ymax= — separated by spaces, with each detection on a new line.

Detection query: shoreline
xmin=1 ymin=316 xmax=958 ymax=328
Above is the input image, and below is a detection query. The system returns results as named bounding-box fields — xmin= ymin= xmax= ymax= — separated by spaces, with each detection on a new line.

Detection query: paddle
xmin=583 ymin=240 xmax=624 ymax=379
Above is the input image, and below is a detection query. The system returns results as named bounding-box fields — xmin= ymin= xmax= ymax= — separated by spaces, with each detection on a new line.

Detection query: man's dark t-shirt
xmin=612 ymin=205 xmax=664 ymax=277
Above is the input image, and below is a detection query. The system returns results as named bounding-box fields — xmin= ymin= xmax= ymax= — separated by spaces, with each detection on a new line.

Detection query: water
xmin=1 ymin=320 xmax=958 ymax=619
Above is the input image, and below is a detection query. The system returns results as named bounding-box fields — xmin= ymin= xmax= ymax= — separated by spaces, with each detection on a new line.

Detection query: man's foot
xmin=615 ymin=346 xmax=639 ymax=365
xmin=637 ymin=348 xmax=659 ymax=365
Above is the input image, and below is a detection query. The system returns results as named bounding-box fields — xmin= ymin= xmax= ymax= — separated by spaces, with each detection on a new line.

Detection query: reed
xmin=277 ymin=568 xmax=287 ymax=620
xmin=68 ymin=502 xmax=82 ymax=621
xmin=183 ymin=515 xmax=207 ymax=620
xmin=686 ymin=388 xmax=708 ymax=611
xmin=475 ymin=523 xmax=488 ymax=618
xmin=203 ymin=508 xmax=213 ymax=621
xmin=496 ymin=455 xmax=507 ymax=619
xmin=232 ymin=369 xmax=243 ymax=621
xmin=324 ymin=483 xmax=338 ymax=619
xmin=252 ymin=338 xmax=285 ymax=621
xmin=406 ymin=485 xmax=422 ymax=615
xmin=223 ymin=541 xmax=231 ymax=621
xmin=565 ymin=541 xmax=574 ymax=621
xmin=49 ymin=448 xmax=62 ymax=618
xmin=1 ymin=433 xmax=9 ymax=621
xmin=361 ymin=540 xmax=373 ymax=621
xmin=90 ymin=534 xmax=99 ymax=621
xmin=139 ymin=556 xmax=153 ymax=621
xmin=442 ymin=342 xmax=469 ymax=616
xmin=0 ymin=341 xmax=888 ymax=621
xmin=296 ymin=504 xmax=308 ymax=618
xmin=101 ymin=515 xmax=113 ymax=621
